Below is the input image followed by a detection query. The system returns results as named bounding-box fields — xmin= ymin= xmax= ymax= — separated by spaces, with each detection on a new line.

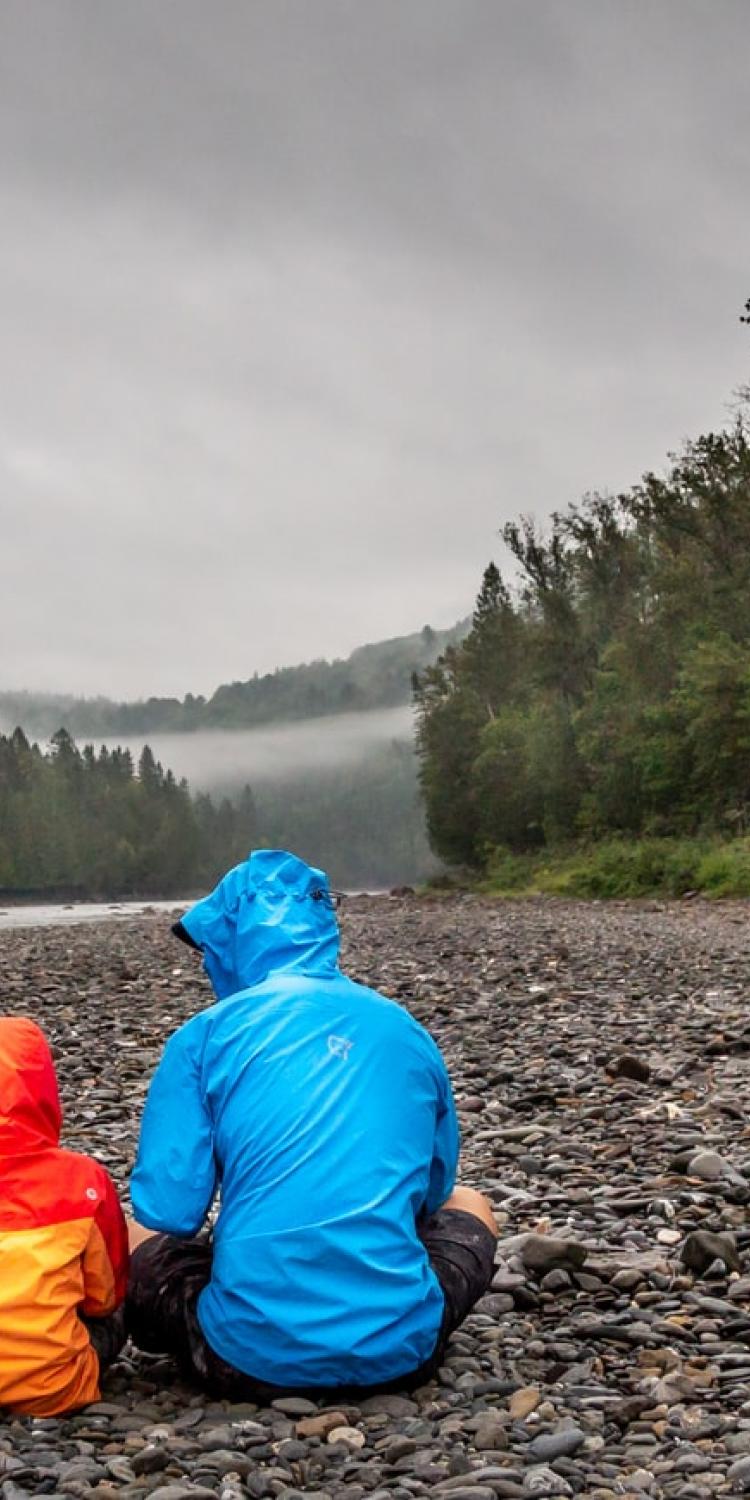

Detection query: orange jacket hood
xmin=0 ymin=1018 xmax=62 ymax=1153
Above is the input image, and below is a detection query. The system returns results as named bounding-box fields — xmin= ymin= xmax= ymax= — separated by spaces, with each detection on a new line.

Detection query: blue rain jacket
xmin=131 ymin=850 xmax=460 ymax=1387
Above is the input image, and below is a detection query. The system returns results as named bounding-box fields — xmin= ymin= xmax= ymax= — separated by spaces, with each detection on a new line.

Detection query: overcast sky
xmin=1 ymin=0 xmax=748 ymax=699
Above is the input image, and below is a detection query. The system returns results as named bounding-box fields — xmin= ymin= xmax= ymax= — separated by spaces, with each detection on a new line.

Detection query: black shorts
xmin=126 ymin=1208 xmax=496 ymax=1399
xmin=82 ymin=1306 xmax=126 ymax=1371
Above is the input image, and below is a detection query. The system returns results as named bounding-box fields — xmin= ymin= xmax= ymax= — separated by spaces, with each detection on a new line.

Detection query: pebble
xmin=728 ymin=1455 xmax=750 ymax=1491
xmin=432 ymin=1489 xmax=497 ymax=1500
xmin=608 ymin=1054 xmax=651 ymax=1083
xmin=688 ymin=1151 xmax=731 ymax=1181
xmin=509 ymin=1387 xmax=542 ymax=1420
xmin=527 ymin=1427 xmax=586 ymax=1462
xmin=295 ymin=1411 xmax=348 ymax=1438
xmin=681 ymin=1230 xmax=741 ymax=1275
xmin=472 ymin=1414 xmax=508 ymax=1449
xmin=5 ymin=896 xmax=750 ymax=1499
xmin=523 ymin=1466 xmax=573 ymax=1494
xmin=149 ymin=1488 xmax=219 ymax=1500
xmin=521 ymin=1237 xmax=587 ymax=1276
xmin=325 ymin=1425 xmax=365 ymax=1448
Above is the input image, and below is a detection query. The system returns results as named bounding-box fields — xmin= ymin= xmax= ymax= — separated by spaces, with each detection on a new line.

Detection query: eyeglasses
xmin=311 ymin=888 xmax=346 ymax=910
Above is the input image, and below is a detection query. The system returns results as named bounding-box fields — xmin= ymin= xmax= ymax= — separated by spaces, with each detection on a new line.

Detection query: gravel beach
xmin=3 ymin=892 xmax=750 ymax=1500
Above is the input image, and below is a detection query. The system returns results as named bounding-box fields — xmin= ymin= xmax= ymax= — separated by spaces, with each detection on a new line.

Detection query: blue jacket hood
xmin=180 ymin=849 xmax=340 ymax=999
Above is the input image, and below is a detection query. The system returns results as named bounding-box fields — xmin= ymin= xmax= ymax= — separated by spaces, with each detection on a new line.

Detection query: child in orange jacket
xmin=0 ymin=1016 xmax=129 ymax=1414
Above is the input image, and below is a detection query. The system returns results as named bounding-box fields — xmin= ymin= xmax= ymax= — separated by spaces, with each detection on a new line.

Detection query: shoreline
xmin=4 ymin=888 xmax=750 ymax=1488
xmin=3 ymin=896 xmax=750 ymax=1492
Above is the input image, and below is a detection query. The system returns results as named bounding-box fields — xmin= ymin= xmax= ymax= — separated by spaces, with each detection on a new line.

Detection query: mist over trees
xmin=243 ymin=740 xmax=435 ymax=890
xmin=0 ymin=621 xmax=458 ymax=893
xmin=0 ymin=728 xmax=258 ymax=897
xmin=414 ymin=405 xmax=750 ymax=869
xmin=0 ymin=622 xmax=467 ymax=741
xmin=0 ymin=726 xmax=433 ymax=896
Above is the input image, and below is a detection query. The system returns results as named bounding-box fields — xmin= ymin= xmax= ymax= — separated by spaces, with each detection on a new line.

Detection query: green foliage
xmin=415 ymin=657 xmax=484 ymax=865
xmin=415 ymin=406 xmax=750 ymax=874
xmin=542 ymin=839 xmax=702 ymax=898
xmin=0 ymin=621 xmax=465 ymax=895
xmin=472 ymin=709 xmax=544 ymax=851
xmin=481 ymin=837 xmax=750 ymax=900
xmin=479 ymin=846 xmax=539 ymax=892
xmin=694 ymin=842 xmax=750 ymax=896
xmin=0 ymin=729 xmax=259 ymax=898
xmin=0 ymin=725 xmax=434 ymax=896
xmin=246 ymin=742 xmax=436 ymax=890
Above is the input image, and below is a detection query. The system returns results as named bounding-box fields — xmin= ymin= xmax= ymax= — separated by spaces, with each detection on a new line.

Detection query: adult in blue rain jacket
xmin=126 ymin=850 xmax=497 ymax=1397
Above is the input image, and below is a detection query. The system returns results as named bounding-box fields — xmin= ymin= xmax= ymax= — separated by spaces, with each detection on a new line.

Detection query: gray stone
xmin=726 ymin=1432 xmax=750 ymax=1455
xmin=526 ymin=1428 xmax=586 ymax=1462
xmin=131 ymin=1447 xmax=171 ymax=1475
xmin=728 ymin=1455 xmax=750 ymax=1491
xmin=430 ymin=1489 xmax=497 ymax=1500
xmin=472 ymin=1415 xmax=508 ymax=1451
xmin=540 ymin=1268 xmax=572 ymax=1293
xmin=523 ymin=1467 xmax=574 ymax=1495
xmin=688 ymin=1150 xmax=730 ymax=1180
xmin=520 ymin=1237 xmax=587 ymax=1276
xmin=680 ymin=1229 xmax=740 ymax=1275
xmin=359 ymin=1395 xmax=418 ymax=1417
xmin=608 ymin=1054 xmax=651 ymax=1083
xmin=384 ymin=1438 xmax=418 ymax=1463
xmin=148 ymin=1489 xmax=220 ymax=1500
xmin=270 ymin=1397 xmax=319 ymax=1417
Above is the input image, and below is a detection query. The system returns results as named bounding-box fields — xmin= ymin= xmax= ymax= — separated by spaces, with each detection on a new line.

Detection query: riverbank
xmin=463 ymin=835 xmax=750 ymax=900
xmin=3 ymin=893 xmax=750 ymax=1496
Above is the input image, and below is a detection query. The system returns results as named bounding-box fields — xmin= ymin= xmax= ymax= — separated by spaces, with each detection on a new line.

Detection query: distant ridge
xmin=1 ymin=618 xmax=470 ymax=740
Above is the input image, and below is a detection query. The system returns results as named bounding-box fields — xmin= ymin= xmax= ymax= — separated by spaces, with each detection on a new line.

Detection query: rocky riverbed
xmin=3 ymin=893 xmax=750 ymax=1500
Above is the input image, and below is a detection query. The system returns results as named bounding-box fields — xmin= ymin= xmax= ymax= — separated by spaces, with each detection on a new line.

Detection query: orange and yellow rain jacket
xmin=0 ymin=1017 xmax=129 ymax=1414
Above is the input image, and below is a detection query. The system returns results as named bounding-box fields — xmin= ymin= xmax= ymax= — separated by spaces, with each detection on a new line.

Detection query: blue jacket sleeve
xmin=423 ymin=1058 xmax=460 ymax=1215
xmin=130 ymin=1022 xmax=217 ymax=1236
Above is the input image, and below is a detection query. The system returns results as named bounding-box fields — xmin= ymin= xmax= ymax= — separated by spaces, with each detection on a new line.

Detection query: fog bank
xmin=88 ymin=706 xmax=415 ymax=791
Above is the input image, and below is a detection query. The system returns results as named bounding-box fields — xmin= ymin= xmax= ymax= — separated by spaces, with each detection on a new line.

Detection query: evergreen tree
xmin=0 ymin=730 xmax=263 ymax=898
xmin=415 ymin=400 xmax=750 ymax=869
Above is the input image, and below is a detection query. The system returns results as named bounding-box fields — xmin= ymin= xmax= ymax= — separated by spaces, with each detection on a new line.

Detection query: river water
xmin=0 ymin=891 xmax=389 ymax=932
xmin=0 ymin=899 xmax=188 ymax=932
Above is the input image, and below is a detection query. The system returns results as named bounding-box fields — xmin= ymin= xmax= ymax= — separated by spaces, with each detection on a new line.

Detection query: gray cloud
xmin=1 ymin=0 xmax=749 ymax=696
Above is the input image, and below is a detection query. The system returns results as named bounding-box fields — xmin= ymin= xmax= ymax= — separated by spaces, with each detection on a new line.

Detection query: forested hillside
xmin=0 ymin=725 xmax=434 ymax=895
xmin=0 ymin=620 xmax=462 ymax=894
xmin=415 ymin=405 xmax=750 ymax=879
xmin=0 ymin=728 xmax=258 ymax=896
xmin=0 ymin=621 xmax=468 ymax=739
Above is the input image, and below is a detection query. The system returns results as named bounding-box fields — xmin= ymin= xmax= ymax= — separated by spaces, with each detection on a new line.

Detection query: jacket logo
xmin=327 ymin=1034 xmax=353 ymax=1060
